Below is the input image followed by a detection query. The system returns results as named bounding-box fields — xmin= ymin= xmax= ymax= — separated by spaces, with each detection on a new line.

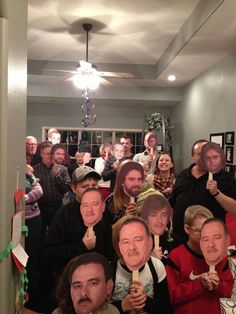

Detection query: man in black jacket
xmin=28 ymin=166 xmax=114 ymax=313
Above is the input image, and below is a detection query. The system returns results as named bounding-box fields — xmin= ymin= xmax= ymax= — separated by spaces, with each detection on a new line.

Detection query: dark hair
xmin=201 ymin=142 xmax=226 ymax=167
xmin=120 ymin=135 xmax=133 ymax=144
xmin=191 ymin=139 xmax=208 ymax=156
xmin=141 ymin=194 xmax=172 ymax=221
xmin=113 ymin=160 xmax=144 ymax=211
xmin=201 ymin=217 xmax=229 ymax=236
xmin=39 ymin=141 xmax=53 ymax=153
xmin=154 ymin=151 xmax=175 ymax=176
xmin=55 ymin=253 xmax=112 ymax=314
xmin=81 ymin=187 xmax=104 ymax=202
xmin=113 ymin=216 xmax=150 ymax=257
xmin=51 ymin=143 xmax=67 ymax=155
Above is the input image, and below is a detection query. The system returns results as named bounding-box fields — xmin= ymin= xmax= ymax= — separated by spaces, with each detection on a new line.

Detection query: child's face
xmin=113 ymin=144 xmax=124 ymax=160
xmin=187 ymin=216 xmax=207 ymax=244
xmin=146 ymin=208 xmax=169 ymax=236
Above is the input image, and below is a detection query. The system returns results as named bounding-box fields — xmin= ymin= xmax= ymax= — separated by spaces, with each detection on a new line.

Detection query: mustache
xmin=78 ymin=296 xmax=91 ymax=304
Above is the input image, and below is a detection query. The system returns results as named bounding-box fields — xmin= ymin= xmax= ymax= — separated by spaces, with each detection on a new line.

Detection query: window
xmin=42 ymin=127 xmax=143 ymax=158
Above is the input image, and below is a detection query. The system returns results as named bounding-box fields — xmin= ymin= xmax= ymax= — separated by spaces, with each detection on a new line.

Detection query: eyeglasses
xmin=189 ymin=226 xmax=202 ymax=234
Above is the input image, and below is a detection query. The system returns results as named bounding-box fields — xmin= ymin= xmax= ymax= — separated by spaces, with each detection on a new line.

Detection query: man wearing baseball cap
xmin=34 ymin=166 xmax=114 ymax=313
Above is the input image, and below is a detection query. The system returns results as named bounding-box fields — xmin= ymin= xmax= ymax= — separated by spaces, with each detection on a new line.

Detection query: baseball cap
xmin=72 ymin=166 xmax=101 ymax=184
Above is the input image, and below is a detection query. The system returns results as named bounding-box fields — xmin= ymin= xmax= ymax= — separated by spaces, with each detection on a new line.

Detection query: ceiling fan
xmin=41 ymin=23 xmax=134 ymax=89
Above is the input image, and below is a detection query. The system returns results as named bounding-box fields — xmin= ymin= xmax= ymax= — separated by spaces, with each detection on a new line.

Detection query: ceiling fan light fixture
xmin=73 ymin=72 xmax=99 ymax=90
xmin=73 ymin=60 xmax=99 ymax=90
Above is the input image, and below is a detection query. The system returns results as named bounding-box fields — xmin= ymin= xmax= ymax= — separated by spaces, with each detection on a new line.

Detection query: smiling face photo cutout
xmin=141 ymin=194 xmax=172 ymax=236
xmin=200 ymin=218 xmax=230 ymax=267
xmin=146 ymin=132 xmax=157 ymax=150
xmin=200 ymin=142 xmax=226 ymax=174
xmin=117 ymin=217 xmax=152 ymax=271
xmin=80 ymin=189 xmax=105 ymax=227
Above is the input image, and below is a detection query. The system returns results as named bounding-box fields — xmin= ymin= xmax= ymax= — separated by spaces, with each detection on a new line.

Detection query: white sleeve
xmin=151 ymin=256 xmax=167 ymax=283
xmin=94 ymin=157 xmax=105 ymax=175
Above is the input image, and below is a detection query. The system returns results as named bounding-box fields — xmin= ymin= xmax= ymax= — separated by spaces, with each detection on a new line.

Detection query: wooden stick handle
xmin=154 ymin=235 xmax=159 ymax=249
xmin=130 ymin=196 xmax=135 ymax=203
xmin=209 ymin=264 xmax=215 ymax=272
xmin=87 ymin=226 xmax=93 ymax=235
xmin=150 ymin=147 xmax=154 ymax=154
xmin=208 ymin=172 xmax=213 ymax=180
xmin=132 ymin=269 xmax=139 ymax=281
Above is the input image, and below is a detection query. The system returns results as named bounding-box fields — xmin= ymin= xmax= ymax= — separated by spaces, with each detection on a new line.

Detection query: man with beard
xmin=53 ymin=253 xmax=119 ymax=314
xmin=33 ymin=142 xmax=71 ymax=240
xmin=105 ymin=160 xmax=144 ymax=225
xmin=111 ymin=216 xmax=171 ymax=314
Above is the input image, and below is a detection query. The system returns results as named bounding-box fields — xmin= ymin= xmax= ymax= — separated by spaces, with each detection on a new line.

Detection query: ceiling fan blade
xmin=37 ymin=68 xmax=78 ymax=75
xmin=98 ymin=77 xmax=113 ymax=86
xmin=98 ymin=71 xmax=134 ymax=79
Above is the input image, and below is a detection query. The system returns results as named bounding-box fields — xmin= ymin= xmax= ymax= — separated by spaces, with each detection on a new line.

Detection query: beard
xmin=123 ymin=185 xmax=141 ymax=197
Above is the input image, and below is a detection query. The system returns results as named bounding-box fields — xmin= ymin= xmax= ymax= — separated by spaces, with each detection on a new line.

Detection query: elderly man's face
xmin=204 ymin=149 xmax=222 ymax=173
xmin=80 ymin=190 xmax=105 ymax=227
xmin=200 ymin=221 xmax=230 ymax=266
xmin=70 ymin=263 xmax=113 ymax=314
xmin=26 ymin=138 xmax=37 ymax=155
xmin=123 ymin=170 xmax=143 ymax=197
xmin=119 ymin=222 xmax=152 ymax=270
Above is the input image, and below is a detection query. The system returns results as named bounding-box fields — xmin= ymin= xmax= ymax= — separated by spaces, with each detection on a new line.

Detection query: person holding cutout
xmin=166 ymin=205 xmax=233 ymax=314
xmin=141 ymin=194 xmax=179 ymax=263
xmin=112 ymin=216 xmax=171 ymax=314
xmin=170 ymin=139 xmax=236 ymax=242
xmin=53 ymin=252 xmax=119 ymax=314
xmin=200 ymin=218 xmax=233 ymax=295
xmin=105 ymin=161 xmax=144 ymax=225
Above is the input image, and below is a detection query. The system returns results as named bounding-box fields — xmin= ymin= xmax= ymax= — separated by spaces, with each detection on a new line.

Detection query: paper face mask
xmin=80 ymin=190 xmax=105 ymax=227
xmin=147 ymin=135 xmax=157 ymax=149
xmin=200 ymin=220 xmax=229 ymax=267
xmin=118 ymin=222 xmax=151 ymax=271
xmin=200 ymin=142 xmax=226 ymax=174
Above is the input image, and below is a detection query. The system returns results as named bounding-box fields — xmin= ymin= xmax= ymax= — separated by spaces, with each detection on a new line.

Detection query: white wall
xmin=27 ymin=101 xmax=172 ymax=140
xmin=171 ymin=52 xmax=236 ymax=172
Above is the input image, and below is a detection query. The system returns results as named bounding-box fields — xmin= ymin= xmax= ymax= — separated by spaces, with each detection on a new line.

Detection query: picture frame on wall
xmin=210 ymin=133 xmax=224 ymax=149
xmin=225 ymin=131 xmax=235 ymax=145
xmin=226 ymin=146 xmax=234 ymax=164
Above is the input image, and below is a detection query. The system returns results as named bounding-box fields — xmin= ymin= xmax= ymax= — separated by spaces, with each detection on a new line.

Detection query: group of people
xmin=23 ymin=128 xmax=236 ymax=314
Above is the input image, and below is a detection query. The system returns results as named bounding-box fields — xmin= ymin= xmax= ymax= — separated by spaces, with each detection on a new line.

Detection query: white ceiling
xmin=27 ymin=0 xmax=236 ymax=106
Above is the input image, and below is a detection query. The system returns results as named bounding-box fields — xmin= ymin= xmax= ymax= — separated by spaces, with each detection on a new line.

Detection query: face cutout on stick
xmin=80 ymin=190 xmax=105 ymax=228
xmin=200 ymin=142 xmax=226 ymax=174
xmin=118 ymin=221 xmax=152 ymax=271
xmin=200 ymin=220 xmax=230 ymax=268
